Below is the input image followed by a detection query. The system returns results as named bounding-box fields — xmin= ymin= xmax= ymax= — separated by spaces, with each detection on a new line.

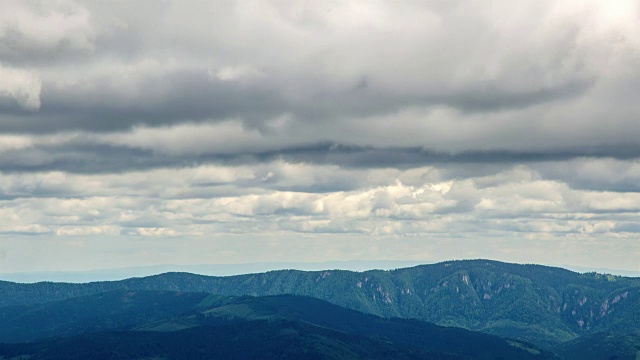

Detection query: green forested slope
xmin=1 ymin=259 xmax=638 ymax=348
xmin=0 ymin=290 xmax=208 ymax=342
xmin=0 ymin=320 xmax=460 ymax=360
xmin=553 ymin=332 xmax=640 ymax=360
xmin=0 ymin=293 xmax=557 ymax=360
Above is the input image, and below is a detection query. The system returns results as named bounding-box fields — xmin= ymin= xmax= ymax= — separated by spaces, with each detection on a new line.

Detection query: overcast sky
xmin=0 ymin=0 xmax=639 ymax=275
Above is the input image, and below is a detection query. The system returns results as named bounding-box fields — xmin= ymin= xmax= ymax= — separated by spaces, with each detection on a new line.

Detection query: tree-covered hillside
xmin=0 ymin=292 xmax=557 ymax=360
xmin=0 ymin=290 xmax=208 ymax=343
xmin=553 ymin=332 xmax=640 ymax=360
xmin=1 ymin=259 xmax=638 ymax=348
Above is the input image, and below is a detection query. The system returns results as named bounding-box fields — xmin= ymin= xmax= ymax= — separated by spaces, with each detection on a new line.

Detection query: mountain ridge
xmin=0 ymin=260 xmax=430 ymax=283
xmin=1 ymin=259 xmax=638 ymax=348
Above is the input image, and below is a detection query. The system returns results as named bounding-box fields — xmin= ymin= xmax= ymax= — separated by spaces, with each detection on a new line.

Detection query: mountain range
xmin=1 ymin=259 xmax=639 ymax=359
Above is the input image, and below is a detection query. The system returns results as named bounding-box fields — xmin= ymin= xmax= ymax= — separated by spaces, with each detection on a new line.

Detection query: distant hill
xmin=0 ymin=260 xmax=428 ymax=283
xmin=0 ymin=290 xmax=209 ymax=343
xmin=553 ymin=332 xmax=640 ymax=360
xmin=1 ymin=259 xmax=639 ymax=348
xmin=0 ymin=291 xmax=556 ymax=360
xmin=0 ymin=320 xmax=459 ymax=360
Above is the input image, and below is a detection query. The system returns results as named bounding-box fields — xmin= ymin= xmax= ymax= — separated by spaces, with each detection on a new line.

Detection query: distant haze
xmin=1 ymin=260 xmax=639 ymax=284
xmin=0 ymin=261 xmax=427 ymax=283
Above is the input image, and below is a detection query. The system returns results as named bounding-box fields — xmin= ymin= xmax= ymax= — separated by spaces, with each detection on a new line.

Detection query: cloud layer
xmin=0 ymin=0 xmax=639 ymax=273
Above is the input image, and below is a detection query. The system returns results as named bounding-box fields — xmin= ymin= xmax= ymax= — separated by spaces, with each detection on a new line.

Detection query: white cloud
xmin=100 ymin=121 xmax=272 ymax=155
xmin=0 ymin=135 xmax=33 ymax=152
xmin=55 ymin=226 xmax=119 ymax=236
xmin=0 ymin=66 xmax=42 ymax=110
xmin=212 ymin=65 xmax=265 ymax=82
xmin=1 ymin=162 xmax=637 ymax=242
xmin=127 ymin=227 xmax=180 ymax=237
xmin=0 ymin=0 xmax=95 ymax=57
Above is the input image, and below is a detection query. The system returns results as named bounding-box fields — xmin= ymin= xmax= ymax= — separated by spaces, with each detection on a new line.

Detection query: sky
xmin=0 ymin=0 xmax=639 ymax=275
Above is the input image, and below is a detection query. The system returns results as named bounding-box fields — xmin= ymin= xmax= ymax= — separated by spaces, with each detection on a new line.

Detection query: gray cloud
xmin=0 ymin=1 xmax=636 ymax=146
xmin=1 ymin=1 xmax=639 ymax=274
xmin=3 ymin=136 xmax=640 ymax=176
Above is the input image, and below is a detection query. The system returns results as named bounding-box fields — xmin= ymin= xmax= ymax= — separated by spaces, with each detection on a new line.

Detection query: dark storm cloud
xmin=532 ymin=157 xmax=640 ymax=193
xmin=0 ymin=71 xmax=594 ymax=135
xmin=2 ymin=140 xmax=640 ymax=184
xmin=444 ymin=80 xmax=594 ymax=113
xmin=1 ymin=71 xmax=284 ymax=133
xmin=0 ymin=143 xmax=162 ymax=173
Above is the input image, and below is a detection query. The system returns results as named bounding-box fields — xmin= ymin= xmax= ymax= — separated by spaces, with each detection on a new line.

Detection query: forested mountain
xmin=0 ymin=321 xmax=458 ymax=360
xmin=1 ymin=259 xmax=639 ymax=348
xmin=0 ymin=292 xmax=556 ymax=360
xmin=553 ymin=332 xmax=640 ymax=360
xmin=0 ymin=290 xmax=209 ymax=343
